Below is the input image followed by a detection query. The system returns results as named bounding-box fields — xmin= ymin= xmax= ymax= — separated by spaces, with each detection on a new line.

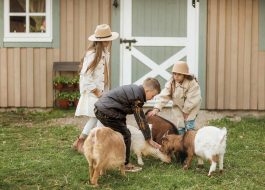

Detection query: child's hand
xmin=147 ymin=139 xmax=161 ymax=149
xmin=148 ymin=108 xmax=159 ymax=116
xmin=93 ymin=89 xmax=102 ymax=97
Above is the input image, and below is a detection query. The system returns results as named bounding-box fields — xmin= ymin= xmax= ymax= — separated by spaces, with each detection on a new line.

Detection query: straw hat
xmin=88 ymin=24 xmax=119 ymax=41
xmin=172 ymin=61 xmax=192 ymax=76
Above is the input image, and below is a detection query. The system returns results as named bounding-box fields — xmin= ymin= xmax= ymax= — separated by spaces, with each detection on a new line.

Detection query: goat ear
xmin=161 ymin=136 xmax=168 ymax=143
xmin=164 ymin=130 xmax=170 ymax=137
xmin=148 ymin=124 xmax=152 ymax=130
xmin=162 ymin=130 xmax=169 ymax=140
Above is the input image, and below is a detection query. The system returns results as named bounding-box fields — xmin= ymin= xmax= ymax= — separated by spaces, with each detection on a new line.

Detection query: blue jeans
xmin=178 ymin=120 xmax=195 ymax=135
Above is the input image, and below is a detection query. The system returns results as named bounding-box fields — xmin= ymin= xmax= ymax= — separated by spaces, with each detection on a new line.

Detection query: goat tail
xmin=88 ymin=128 xmax=98 ymax=152
xmin=219 ymin=127 xmax=227 ymax=144
xmin=93 ymin=128 xmax=99 ymax=143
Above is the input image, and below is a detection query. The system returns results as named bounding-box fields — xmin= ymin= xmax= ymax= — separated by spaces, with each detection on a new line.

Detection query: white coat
xmin=75 ymin=49 xmax=110 ymax=117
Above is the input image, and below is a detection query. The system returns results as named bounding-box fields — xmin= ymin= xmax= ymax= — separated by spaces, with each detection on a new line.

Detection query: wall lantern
xmin=113 ymin=0 xmax=118 ymax=8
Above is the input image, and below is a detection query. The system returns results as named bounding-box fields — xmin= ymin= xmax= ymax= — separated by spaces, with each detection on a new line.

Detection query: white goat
xmin=127 ymin=125 xmax=171 ymax=165
xmin=194 ymin=126 xmax=227 ymax=176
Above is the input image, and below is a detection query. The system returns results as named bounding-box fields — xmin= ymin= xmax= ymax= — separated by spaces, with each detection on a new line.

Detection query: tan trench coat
xmin=154 ymin=78 xmax=201 ymax=129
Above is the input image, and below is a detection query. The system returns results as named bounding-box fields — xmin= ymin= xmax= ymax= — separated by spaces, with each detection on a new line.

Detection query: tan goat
xmin=83 ymin=127 xmax=126 ymax=187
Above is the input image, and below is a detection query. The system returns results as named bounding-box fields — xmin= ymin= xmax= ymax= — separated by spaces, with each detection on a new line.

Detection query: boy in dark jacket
xmin=94 ymin=78 xmax=161 ymax=172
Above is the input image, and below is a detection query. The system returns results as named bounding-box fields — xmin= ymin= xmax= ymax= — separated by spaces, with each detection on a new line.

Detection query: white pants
xmin=81 ymin=117 xmax=103 ymax=136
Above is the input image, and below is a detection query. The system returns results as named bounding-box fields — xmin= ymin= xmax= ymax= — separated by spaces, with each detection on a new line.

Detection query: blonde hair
xmin=143 ymin=78 xmax=161 ymax=94
xmin=79 ymin=41 xmax=105 ymax=73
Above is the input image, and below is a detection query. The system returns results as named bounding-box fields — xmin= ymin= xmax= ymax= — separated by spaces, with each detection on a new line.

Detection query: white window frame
xmin=3 ymin=0 xmax=52 ymax=42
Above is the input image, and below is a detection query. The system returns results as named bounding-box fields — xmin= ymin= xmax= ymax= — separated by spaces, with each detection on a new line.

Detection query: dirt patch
xmin=49 ymin=109 xmax=265 ymax=131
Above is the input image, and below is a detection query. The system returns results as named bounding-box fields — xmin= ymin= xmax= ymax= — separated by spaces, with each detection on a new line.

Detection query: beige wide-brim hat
xmin=172 ymin=61 xmax=192 ymax=76
xmin=88 ymin=24 xmax=119 ymax=41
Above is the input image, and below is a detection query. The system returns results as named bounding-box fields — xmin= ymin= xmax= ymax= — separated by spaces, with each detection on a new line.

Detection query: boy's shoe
xmin=124 ymin=163 xmax=142 ymax=172
xmin=72 ymin=137 xmax=85 ymax=154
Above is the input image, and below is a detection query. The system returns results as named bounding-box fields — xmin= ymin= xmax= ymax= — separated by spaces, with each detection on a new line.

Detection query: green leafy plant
xmin=56 ymin=92 xmax=71 ymax=100
xmin=53 ymin=76 xmax=70 ymax=85
xmin=68 ymin=91 xmax=80 ymax=102
xmin=70 ymin=75 xmax=79 ymax=85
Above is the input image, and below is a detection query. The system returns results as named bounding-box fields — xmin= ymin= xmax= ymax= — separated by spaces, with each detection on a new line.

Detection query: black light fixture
xmin=113 ymin=0 xmax=118 ymax=8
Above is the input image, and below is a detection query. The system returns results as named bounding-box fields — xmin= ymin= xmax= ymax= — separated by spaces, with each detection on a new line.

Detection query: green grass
xmin=1 ymin=110 xmax=265 ymax=190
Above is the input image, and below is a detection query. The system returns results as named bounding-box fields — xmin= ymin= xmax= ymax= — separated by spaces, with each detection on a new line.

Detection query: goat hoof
xmin=90 ymin=181 xmax=99 ymax=188
xmin=183 ymin=165 xmax=188 ymax=170
xmin=138 ymin=161 xmax=144 ymax=166
xmin=92 ymin=184 xmax=99 ymax=188
xmin=219 ymin=170 xmax=223 ymax=174
xmin=196 ymin=164 xmax=204 ymax=170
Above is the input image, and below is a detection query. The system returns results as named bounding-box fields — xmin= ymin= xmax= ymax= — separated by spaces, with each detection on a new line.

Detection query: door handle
xmin=120 ymin=38 xmax=137 ymax=51
xmin=192 ymin=0 xmax=199 ymax=8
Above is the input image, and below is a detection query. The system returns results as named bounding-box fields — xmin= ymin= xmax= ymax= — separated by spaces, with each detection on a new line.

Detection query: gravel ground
xmin=52 ymin=109 xmax=265 ymax=131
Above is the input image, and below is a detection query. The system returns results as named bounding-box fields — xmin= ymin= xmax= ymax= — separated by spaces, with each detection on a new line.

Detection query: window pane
xmin=10 ymin=16 xmax=26 ymax=32
xmin=29 ymin=0 xmax=46 ymax=13
xmin=30 ymin=16 xmax=46 ymax=33
xmin=10 ymin=0 xmax=26 ymax=12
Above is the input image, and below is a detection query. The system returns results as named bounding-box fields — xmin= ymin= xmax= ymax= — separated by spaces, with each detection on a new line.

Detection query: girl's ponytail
xmin=170 ymin=77 xmax=176 ymax=98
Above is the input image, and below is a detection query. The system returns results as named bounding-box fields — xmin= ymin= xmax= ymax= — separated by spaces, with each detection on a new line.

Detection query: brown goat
xmin=145 ymin=109 xmax=186 ymax=164
xmin=145 ymin=109 xmax=179 ymax=144
xmin=83 ymin=127 xmax=126 ymax=187
xmin=160 ymin=131 xmax=196 ymax=169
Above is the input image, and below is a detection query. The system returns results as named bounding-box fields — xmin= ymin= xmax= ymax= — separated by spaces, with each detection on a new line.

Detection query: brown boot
xmin=72 ymin=137 xmax=85 ymax=154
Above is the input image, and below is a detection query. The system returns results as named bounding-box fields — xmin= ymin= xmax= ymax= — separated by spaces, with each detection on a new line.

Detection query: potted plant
xmin=56 ymin=92 xmax=70 ymax=109
xmin=65 ymin=77 xmax=76 ymax=90
xmin=68 ymin=91 xmax=80 ymax=107
xmin=53 ymin=76 xmax=69 ymax=90
xmin=71 ymin=75 xmax=79 ymax=90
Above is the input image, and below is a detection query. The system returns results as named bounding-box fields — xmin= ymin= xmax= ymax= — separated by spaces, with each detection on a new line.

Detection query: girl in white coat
xmin=72 ymin=24 xmax=119 ymax=153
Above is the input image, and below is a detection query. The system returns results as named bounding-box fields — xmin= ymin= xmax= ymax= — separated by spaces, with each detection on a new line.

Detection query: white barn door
xmin=119 ymin=0 xmax=199 ymax=87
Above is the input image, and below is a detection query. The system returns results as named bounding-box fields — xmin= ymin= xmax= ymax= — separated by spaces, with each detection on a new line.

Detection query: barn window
xmin=3 ymin=0 xmax=52 ymax=42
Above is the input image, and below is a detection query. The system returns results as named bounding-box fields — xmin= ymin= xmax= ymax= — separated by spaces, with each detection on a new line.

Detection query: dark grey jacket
xmin=95 ymin=84 xmax=151 ymax=140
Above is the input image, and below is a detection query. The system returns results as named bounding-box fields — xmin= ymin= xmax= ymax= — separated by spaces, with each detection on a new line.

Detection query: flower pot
xmin=56 ymin=99 xmax=70 ymax=109
xmin=74 ymin=83 xmax=79 ymax=90
xmin=64 ymin=84 xmax=75 ymax=91
xmin=74 ymin=99 xmax=79 ymax=107
xmin=53 ymin=83 xmax=64 ymax=90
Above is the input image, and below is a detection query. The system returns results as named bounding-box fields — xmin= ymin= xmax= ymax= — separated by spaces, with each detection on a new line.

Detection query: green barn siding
xmin=131 ymin=0 xmax=188 ymax=88
xmin=132 ymin=0 xmax=187 ymax=37
xmin=111 ymin=0 xmax=207 ymax=107
xmin=110 ymin=0 xmax=120 ymax=88
xmin=132 ymin=46 xmax=185 ymax=87
xmin=132 ymin=56 xmax=152 ymax=83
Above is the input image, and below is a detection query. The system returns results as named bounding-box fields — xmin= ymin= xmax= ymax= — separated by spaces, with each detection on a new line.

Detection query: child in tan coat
xmin=148 ymin=61 xmax=201 ymax=134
